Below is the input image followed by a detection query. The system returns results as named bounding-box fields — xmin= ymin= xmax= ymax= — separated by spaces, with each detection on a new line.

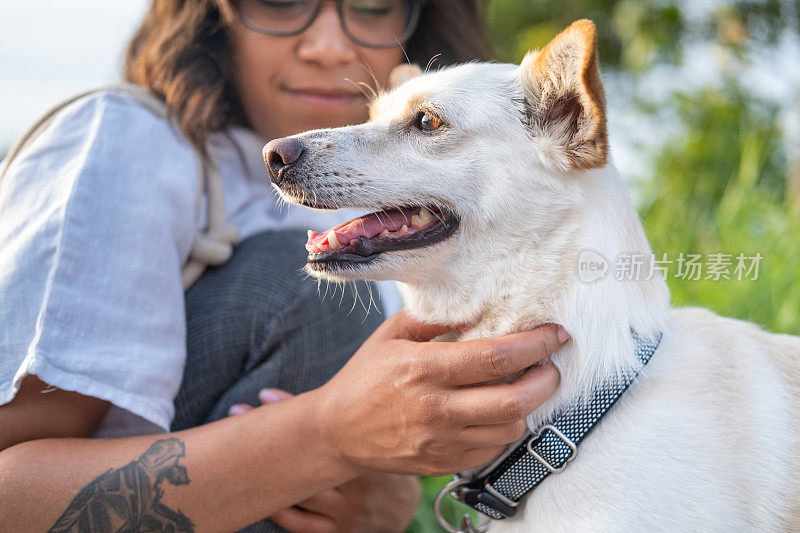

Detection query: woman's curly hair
xmin=124 ymin=0 xmax=493 ymax=157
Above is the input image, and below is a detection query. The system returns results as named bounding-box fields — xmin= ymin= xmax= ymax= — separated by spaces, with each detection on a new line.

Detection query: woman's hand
xmin=270 ymin=471 xmax=420 ymax=533
xmin=230 ymin=391 xmax=421 ymax=533
xmin=315 ymin=311 xmax=568 ymax=476
xmin=231 ymin=311 xmax=567 ymax=477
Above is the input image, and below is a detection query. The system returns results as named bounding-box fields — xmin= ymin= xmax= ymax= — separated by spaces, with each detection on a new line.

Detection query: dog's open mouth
xmin=306 ymin=205 xmax=459 ymax=265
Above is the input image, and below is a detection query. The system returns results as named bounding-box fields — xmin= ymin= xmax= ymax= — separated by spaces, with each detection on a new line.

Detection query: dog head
xmin=265 ymin=19 xmax=608 ymax=290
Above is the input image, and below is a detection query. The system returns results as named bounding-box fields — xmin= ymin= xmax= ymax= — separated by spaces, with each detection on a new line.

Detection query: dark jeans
xmin=171 ymin=230 xmax=383 ymax=532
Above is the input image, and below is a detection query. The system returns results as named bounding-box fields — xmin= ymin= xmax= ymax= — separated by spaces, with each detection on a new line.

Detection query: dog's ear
xmin=388 ymin=64 xmax=423 ymax=89
xmin=519 ymin=19 xmax=608 ymax=170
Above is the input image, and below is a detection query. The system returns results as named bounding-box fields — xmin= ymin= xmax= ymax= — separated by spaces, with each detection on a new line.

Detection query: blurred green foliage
xmin=411 ymin=0 xmax=798 ymax=530
xmin=409 ymin=476 xmax=479 ymax=533
xmin=640 ymin=84 xmax=800 ymax=332
xmin=487 ymin=0 xmax=682 ymax=68
xmin=486 ymin=0 xmax=797 ymax=67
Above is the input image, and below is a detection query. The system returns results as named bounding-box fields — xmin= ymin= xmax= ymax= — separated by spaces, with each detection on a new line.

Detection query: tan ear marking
xmin=369 ymin=64 xmax=424 ymax=120
xmin=389 ymin=64 xmax=423 ymax=89
xmin=520 ymin=19 xmax=608 ymax=170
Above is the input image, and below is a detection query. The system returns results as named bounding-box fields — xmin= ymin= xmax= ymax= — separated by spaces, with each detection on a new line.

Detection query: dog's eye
xmin=416 ymin=111 xmax=443 ymax=132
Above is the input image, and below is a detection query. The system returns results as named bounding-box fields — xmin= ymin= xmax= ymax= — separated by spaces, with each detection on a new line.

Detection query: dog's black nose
xmin=263 ymin=137 xmax=304 ymax=184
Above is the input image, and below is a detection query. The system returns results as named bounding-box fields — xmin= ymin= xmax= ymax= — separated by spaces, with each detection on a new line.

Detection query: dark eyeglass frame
xmin=238 ymin=0 xmax=429 ymax=49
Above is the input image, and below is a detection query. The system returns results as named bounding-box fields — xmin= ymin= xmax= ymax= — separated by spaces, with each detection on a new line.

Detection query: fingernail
xmin=258 ymin=389 xmax=281 ymax=403
xmin=557 ymin=325 xmax=570 ymax=343
xmin=228 ymin=404 xmax=248 ymax=416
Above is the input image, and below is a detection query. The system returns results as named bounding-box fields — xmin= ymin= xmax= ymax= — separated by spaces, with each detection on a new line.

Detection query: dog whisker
xmin=430 ymin=208 xmax=446 ymax=226
xmin=398 ymin=205 xmax=410 ymax=225
xmin=356 ymin=61 xmax=382 ymax=94
xmin=344 ymin=77 xmax=376 ymax=101
xmin=338 ymin=280 xmax=346 ymax=307
xmin=425 ymin=53 xmax=442 ymax=74
xmin=346 ymin=281 xmax=359 ymax=316
xmin=394 ymin=37 xmax=412 ymax=67
xmin=365 ymin=282 xmax=380 ymax=321
xmin=375 ymin=207 xmax=391 ymax=226
xmin=357 ymin=81 xmax=378 ymax=102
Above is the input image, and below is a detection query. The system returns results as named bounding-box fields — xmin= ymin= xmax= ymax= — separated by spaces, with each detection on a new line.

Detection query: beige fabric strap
xmin=0 ymin=84 xmax=239 ymax=290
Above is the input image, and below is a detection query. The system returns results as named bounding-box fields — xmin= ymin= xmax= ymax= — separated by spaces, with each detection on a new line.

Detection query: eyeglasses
xmin=238 ymin=0 xmax=426 ymax=49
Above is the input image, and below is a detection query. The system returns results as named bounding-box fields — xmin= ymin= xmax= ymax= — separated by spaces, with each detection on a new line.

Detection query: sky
xmin=0 ymin=1 xmax=148 ymax=150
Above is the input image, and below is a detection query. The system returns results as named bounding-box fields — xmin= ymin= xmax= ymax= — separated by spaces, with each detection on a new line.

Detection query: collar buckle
xmin=526 ymin=424 xmax=578 ymax=473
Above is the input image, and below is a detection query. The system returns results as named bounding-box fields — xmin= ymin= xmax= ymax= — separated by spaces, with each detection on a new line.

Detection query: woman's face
xmin=229 ymin=1 xmax=405 ymax=141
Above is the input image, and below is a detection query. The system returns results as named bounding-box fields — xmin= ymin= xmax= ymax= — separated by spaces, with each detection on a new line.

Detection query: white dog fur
xmin=269 ymin=20 xmax=800 ymax=531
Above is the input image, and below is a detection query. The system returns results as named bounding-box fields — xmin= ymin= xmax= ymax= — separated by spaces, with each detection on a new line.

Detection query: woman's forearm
xmin=0 ymin=388 xmax=360 ymax=532
xmin=0 ymin=313 xmax=568 ymax=531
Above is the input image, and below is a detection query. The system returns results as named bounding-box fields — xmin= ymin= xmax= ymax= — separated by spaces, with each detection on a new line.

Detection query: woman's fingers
xmin=426 ymin=324 xmax=569 ymax=386
xmin=455 ymin=446 xmax=514 ymax=474
xmin=227 ymin=403 xmax=255 ymax=416
xmin=227 ymin=388 xmax=294 ymax=416
xmin=270 ymin=507 xmax=337 ymax=533
xmin=258 ymin=388 xmax=294 ymax=404
xmin=461 ymin=419 xmax=529 ymax=448
xmin=449 ymin=363 xmax=561 ymax=424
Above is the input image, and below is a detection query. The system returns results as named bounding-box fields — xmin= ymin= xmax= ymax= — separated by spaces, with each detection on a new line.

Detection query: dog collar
xmin=434 ymin=329 xmax=663 ymax=533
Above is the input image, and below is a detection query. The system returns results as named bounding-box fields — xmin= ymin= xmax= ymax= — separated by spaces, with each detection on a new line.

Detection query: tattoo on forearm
xmin=49 ymin=437 xmax=194 ymax=532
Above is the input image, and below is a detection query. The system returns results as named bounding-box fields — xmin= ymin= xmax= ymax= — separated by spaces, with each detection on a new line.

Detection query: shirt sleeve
xmin=0 ymin=90 xmax=199 ymax=431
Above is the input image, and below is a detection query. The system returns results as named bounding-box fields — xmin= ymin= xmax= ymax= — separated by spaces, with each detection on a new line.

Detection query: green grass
xmin=640 ymin=84 xmax=800 ymax=334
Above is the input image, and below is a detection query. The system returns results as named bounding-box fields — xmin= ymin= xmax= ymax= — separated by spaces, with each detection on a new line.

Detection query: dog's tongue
xmin=306 ymin=206 xmax=440 ymax=253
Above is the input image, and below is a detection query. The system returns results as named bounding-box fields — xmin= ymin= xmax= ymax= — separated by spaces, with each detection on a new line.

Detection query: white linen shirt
xmin=0 ymin=90 xmax=399 ymax=437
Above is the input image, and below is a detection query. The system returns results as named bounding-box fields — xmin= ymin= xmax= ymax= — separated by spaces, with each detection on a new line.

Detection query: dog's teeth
xmin=401 ymin=224 xmax=409 ymax=232
xmin=318 ymin=243 xmax=330 ymax=252
xmin=327 ymin=230 xmax=340 ymax=250
xmin=418 ymin=207 xmax=435 ymax=225
xmin=411 ymin=214 xmax=422 ymax=226
xmin=380 ymin=229 xmax=391 ymax=237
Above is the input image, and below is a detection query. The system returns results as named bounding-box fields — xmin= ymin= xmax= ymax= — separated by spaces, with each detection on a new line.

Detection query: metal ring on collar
xmin=433 ymin=478 xmax=490 ymax=533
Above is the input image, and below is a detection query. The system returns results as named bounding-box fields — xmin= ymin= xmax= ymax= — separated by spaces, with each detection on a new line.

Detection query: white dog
xmin=264 ymin=20 xmax=800 ymax=531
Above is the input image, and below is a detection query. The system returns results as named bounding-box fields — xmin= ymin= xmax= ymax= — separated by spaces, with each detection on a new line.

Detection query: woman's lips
xmin=285 ymin=87 xmax=363 ymax=111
